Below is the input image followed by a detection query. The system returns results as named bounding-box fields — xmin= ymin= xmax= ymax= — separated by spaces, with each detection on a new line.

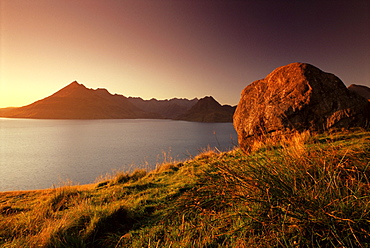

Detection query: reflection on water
xmin=0 ymin=118 xmax=237 ymax=191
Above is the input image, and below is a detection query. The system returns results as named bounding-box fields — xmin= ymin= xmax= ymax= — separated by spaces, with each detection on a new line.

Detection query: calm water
xmin=0 ymin=118 xmax=237 ymax=191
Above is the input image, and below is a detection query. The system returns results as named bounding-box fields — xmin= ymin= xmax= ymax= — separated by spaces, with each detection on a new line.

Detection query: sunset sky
xmin=1 ymin=0 xmax=369 ymax=108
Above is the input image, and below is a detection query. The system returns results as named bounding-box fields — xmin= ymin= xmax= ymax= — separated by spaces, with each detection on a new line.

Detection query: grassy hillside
xmin=1 ymin=130 xmax=369 ymax=247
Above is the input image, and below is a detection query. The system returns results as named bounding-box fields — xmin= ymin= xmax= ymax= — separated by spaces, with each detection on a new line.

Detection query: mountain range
xmin=0 ymin=81 xmax=235 ymax=122
xmin=348 ymin=84 xmax=370 ymax=100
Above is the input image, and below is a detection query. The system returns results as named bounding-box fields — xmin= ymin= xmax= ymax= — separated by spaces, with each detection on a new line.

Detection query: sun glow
xmin=1 ymin=1 xmax=368 ymax=108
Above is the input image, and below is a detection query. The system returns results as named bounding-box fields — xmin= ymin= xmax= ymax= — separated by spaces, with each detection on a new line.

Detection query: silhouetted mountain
xmin=0 ymin=82 xmax=233 ymax=122
xmin=177 ymin=96 xmax=236 ymax=122
xmin=127 ymin=97 xmax=198 ymax=119
xmin=348 ymin=84 xmax=370 ymax=100
xmin=0 ymin=81 xmax=155 ymax=119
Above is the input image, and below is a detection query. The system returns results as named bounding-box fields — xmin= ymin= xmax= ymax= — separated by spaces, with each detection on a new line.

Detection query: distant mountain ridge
xmin=0 ymin=81 xmax=153 ymax=119
xmin=177 ymin=96 xmax=235 ymax=122
xmin=127 ymin=97 xmax=199 ymax=119
xmin=348 ymin=84 xmax=370 ymax=100
xmin=0 ymin=81 xmax=235 ymax=122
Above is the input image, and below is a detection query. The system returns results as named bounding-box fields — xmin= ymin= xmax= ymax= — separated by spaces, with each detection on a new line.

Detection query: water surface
xmin=0 ymin=118 xmax=237 ymax=191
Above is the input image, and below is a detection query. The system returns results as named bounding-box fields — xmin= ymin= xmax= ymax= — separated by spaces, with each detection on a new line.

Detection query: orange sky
xmin=1 ymin=0 xmax=369 ymax=108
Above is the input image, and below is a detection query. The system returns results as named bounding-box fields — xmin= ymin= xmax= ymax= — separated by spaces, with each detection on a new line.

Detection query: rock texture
xmin=348 ymin=84 xmax=370 ymax=100
xmin=177 ymin=96 xmax=235 ymax=122
xmin=233 ymin=62 xmax=370 ymax=152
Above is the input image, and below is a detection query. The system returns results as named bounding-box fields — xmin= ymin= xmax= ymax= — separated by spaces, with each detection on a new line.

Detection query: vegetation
xmin=1 ymin=129 xmax=369 ymax=247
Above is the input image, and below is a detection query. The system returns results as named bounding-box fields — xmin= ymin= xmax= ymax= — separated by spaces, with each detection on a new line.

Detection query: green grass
xmin=0 ymin=130 xmax=369 ymax=247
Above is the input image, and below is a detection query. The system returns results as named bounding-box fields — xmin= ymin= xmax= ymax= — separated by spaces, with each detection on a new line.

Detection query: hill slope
xmin=127 ymin=97 xmax=198 ymax=119
xmin=1 ymin=130 xmax=369 ymax=247
xmin=348 ymin=84 xmax=370 ymax=100
xmin=0 ymin=82 xmax=154 ymax=119
xmin=0 ymin=82 xmax=234 ymax=122
xmin=177 ymin=96 xmax=236 ymax=122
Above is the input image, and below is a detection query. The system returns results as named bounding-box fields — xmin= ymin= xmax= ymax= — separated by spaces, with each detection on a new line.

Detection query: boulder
xmin=233 ymin=62 xmax=370 ymax=152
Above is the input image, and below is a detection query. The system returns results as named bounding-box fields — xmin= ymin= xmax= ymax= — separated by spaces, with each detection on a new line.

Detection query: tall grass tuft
xmin=1 ymin=130 xmax=369 ymax=247
xmin=165 ymin=132 xmax=370 ymax=247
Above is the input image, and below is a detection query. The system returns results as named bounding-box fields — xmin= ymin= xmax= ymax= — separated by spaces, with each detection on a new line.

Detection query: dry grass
xmin=1 ymin=130 xmax=369 ymax=247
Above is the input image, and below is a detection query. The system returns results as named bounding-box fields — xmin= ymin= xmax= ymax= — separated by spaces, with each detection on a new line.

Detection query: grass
xmin=0 ymin=129 xmax=369 ymax=247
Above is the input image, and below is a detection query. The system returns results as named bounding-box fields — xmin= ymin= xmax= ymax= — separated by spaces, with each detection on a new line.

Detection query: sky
xmin=1 ymin=0 xmax=369 ymax=108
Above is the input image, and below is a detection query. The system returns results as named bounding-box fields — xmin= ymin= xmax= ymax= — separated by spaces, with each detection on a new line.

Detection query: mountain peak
xmin=348 ymin=84 xmax=370 ymax=100
xmin=196 ymin=96 xmax=221 ymax=109
xmin=52 ymin=81 xmax=88 ymax=97
xmin=200 ymin=96 xmax=217 ymax=102
xmin=66 ymin=81 xmax=86 ymax=89
xmin=0 ymin=81 xmax=233 ymax=122
xmin=177 ymin=96 xmax=235 ymax=122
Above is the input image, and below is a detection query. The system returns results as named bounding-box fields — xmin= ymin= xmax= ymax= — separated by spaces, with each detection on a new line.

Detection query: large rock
xmin=233 ymin=62 xmax=370 ymax=152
